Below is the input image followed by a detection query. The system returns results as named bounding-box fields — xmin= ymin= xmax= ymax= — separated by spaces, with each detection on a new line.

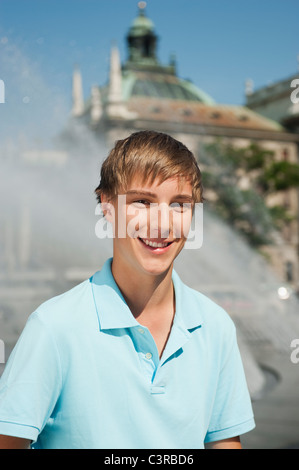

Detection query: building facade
xmin=245 ymin=72 xmax=299 ymax=134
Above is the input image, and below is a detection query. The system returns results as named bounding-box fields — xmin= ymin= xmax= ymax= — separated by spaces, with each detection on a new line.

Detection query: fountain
xmin=1 ymin=124 xmax=299 ymax=399
xmin=0 ymin=31 xmax=299 ymax=448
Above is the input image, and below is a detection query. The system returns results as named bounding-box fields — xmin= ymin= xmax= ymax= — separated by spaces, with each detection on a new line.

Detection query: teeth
xmin=142 ymin=239 xmax=169 ymax=248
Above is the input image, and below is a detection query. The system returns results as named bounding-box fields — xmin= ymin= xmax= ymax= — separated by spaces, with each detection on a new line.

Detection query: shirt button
xmin=138 ymin=327 xmax=145 ymax=334
xmin=145 ymin=352 xmax=152 ymax=360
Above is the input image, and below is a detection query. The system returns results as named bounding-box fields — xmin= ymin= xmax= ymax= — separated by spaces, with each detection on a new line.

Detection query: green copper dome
xmin=122 ymin=4 xmax=215 ymax=105
xmin=129 ymin=10 xmax=154 ymax=36
xmin=122 ymin=70 xmax=215 ymax=104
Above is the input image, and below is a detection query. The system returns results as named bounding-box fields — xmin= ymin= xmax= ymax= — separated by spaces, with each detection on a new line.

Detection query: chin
xmin=143 ymin=261 xmax=172 ymax=276
xmin=135 ymin=252 xmax=177 ymax=278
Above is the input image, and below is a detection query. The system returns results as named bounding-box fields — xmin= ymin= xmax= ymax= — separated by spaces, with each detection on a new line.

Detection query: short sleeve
xmin=0 ymin=312 xmax=62 ymax=442
xmin=204 ymin=323 xmax=255 ymax=443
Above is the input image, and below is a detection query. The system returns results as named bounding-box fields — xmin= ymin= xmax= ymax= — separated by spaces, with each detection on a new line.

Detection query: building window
xmin=238 ymin=114 xmax=249 ymax=122
xmin=282 ymin=148 xmax=289 ymax=161
xmin=210 ymin=111 xmax=221 ymax=119
xmin=286 ymin=261 xmax=293 ymax=283
xmin=180 ymin=109 xmax=192 ymax=116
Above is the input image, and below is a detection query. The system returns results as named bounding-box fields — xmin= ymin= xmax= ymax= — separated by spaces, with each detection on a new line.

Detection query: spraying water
xmin=1 ymin=36 xmax=299 ymax=405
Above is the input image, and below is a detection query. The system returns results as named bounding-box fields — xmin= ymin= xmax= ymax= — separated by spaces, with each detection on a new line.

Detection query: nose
xmin=148 ymin=203 xmax=173 ymax=239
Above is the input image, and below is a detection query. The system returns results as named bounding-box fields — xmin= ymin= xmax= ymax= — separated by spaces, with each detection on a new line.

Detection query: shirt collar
xmin=90 ymin=258 xmax=203 ymax=331
xmin=171 ymin=269 xmax=204 ymax=331
xmin=90 ymin=258 xmax=138 ymax=330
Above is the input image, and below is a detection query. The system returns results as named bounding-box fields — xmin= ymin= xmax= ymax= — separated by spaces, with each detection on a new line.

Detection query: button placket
xmin=132 ymin=325 xmax=159 ymax=383
xmin=139 ymin=327 xmax=159 ymax=366
xmin=133 ymin=325 xmax=171 ymax=395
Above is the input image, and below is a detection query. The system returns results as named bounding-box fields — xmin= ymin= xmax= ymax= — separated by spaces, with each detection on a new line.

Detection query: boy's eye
xmin=132 ymin=200 xmax=150 ymax=208
xmin=170 ymin=202 xmax=192 ymax=213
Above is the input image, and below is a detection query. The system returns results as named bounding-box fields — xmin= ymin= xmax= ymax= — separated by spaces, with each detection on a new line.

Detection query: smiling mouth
xmin=138 ymin=237 xmax=173 ymax=249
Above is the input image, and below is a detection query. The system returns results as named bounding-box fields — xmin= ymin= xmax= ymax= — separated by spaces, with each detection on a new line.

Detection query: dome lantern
xmin=126 ymin=2 xmax=158 ymax=65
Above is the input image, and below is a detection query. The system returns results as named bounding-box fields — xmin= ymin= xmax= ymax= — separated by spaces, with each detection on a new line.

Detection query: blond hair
xmin=95 ymin=130 xmax=203 ymax=203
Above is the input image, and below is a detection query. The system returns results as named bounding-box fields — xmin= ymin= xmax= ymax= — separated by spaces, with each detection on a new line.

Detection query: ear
xmin=100 ymin=193 xmax=115 ymax=224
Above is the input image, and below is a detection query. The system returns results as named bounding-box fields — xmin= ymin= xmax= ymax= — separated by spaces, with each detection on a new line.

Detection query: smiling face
xmin=102 ymin=174 xmax=194 ymax=278
xmin=96 ymin=130 xmax=203 ymax=280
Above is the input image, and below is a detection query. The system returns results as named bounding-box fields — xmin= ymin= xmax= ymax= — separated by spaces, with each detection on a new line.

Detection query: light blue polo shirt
xmin=0 ymin=258 xmax=255 ymax=448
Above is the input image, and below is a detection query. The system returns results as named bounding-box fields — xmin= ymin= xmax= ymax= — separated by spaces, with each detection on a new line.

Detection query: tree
xmin=200 ymin=139 xmax=299 ymax=247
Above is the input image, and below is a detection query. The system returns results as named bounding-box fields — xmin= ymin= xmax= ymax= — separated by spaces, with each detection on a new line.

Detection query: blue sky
xmin=0 ymin=0 xmax=298 ymax=143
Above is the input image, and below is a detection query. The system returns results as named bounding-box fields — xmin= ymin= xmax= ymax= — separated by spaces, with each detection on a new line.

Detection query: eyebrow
xmin=126 ymin=190 xmax=157 ymax=198
xmin=125 ymin=190 xmax=193 ymax=202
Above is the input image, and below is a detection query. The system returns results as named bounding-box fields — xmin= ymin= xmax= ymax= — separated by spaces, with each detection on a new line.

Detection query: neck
xmin=111 ymin=258 xmax=174 ymax=320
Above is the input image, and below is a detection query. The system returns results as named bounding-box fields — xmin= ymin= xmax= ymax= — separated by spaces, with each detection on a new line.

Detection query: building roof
xmin=119 ymin=6 xmax=285 ymax=133
xmin=246 ymin=73 xmax=298 ymax=108
xmin=121 ymin=70 xmax=216 ymax=104
xmin=126 ymin=96 xmax=285 ymax=132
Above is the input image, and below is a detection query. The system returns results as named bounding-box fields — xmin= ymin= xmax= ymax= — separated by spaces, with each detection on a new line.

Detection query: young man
xmin=0 ymin=131 xmax=255 ymax=449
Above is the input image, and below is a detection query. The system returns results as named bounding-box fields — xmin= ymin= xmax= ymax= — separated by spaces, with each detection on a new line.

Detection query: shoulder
xmin=174 ymin=271 xmax=236 ymax=337
xmin=32 ymin=278 xmax=94 ymax=330
xmin=179 ymin=282 xmax=240 ymax=367
xmin=190 ymin=284 xmax=234 ymax=326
